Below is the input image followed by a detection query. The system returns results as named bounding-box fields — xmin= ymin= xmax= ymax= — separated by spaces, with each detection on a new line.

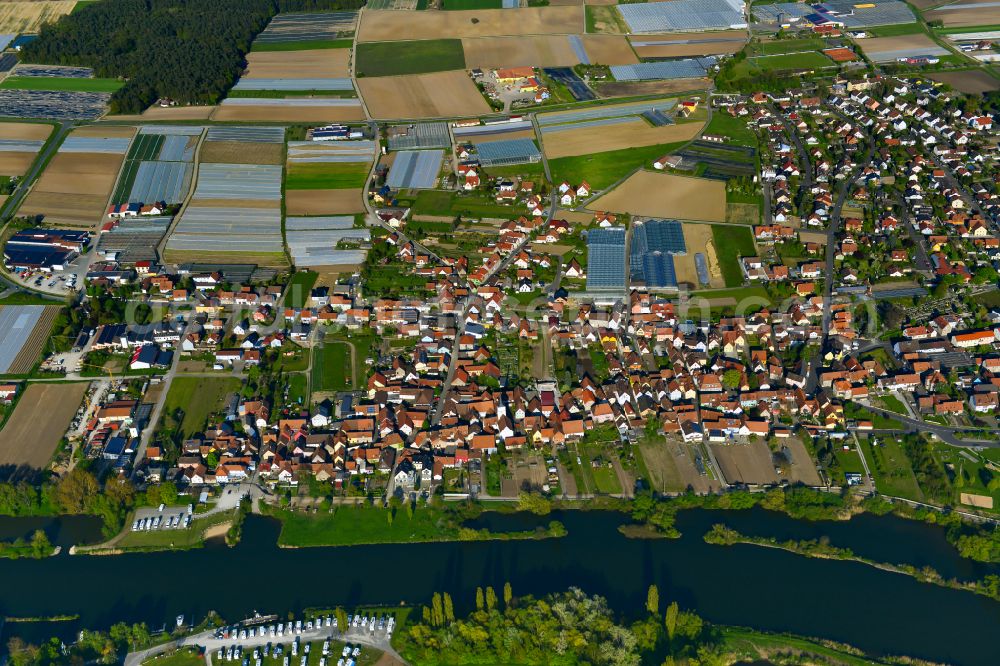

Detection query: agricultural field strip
xmin=945 ymin=30 xmax=1000 ymax=40
xmin=0 ymin=305 xmax=44 ymax=374
xmin=537 ymin=97 xmax=678 ymax=126
xmin=139 ymin=125 xmax=205 ymax=136
xmin=127 ymin=161 xmax=193 ymax=204
xmin=191 ymin=163 xmax=282 ymax=199
xmin=0 ymin=139 xmax=43 ymax=151
xmin=232 ymin=77 xmax=354 ymax=91
xmin=287 ymin=140 xmax=376 ymax=163
xmin=157 ymin=134 xmax=197 ymax=162
xmin=205 ymin=126 xmax=285 ymax=143
xmin=59 ymin=136 xmax=131 ymax=153
xmin=618 ymin=0 xmax=746 ymax=33
xmin=386 ymin=150 xmax=444 ymax=189
xmin=539 ymin=115 xmax=639 ymax=135
xmin=611 ymin=58 xmax=715 ymax=81
xmin=285 ymin=216 xmax=354 ymax=231
xmin=630 ymin=36 xmax=744 ymax=46
xmin=12 ymin=64 xmax=93 ymax=78
xmin=219 ymin=97 xmax=363 ymax=107
xmin=0 ymin=89 xmax=110 ymax=121
xmin=254 ymin=11 xmax=358 ymax=43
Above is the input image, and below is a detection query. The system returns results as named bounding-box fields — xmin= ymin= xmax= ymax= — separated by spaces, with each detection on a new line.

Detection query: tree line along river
xmin=0 ymin=508 xmax=998 ymax=666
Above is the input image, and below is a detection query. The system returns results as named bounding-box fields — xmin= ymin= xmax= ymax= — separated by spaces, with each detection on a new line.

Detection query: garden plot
xmin=254 ymin=11 xmax=358 ymax=45
xmin=386 ymin=150 xmax=444 ymax=189
xmin=585 ymin=171 xmax=726 ymax=221
xmin=212 ymin=97 xmax=365 ymax=122
xmin=244 ymin=49 xmax=352 ymax=78
xmin=358 ymin=6 xmax=584 ymax=41
xmin=286 ymin=189 xmax=365 ymax=216
xmin=540 ymin=118 xmax=700 ymax=159
xmin=855 ymin=34 xmax=948 ymax=62
xmin=630 ymin=31 xmax=747 ymax=58
xmin=0 ymin=89 xmax=110 ymax=121
xmin=286 ymin=216 xmax=370 ymax=268
xmin=358 ymin=71 xmax=491 ymax=119
xmin=711 ymin=441 xmax=780 ymax=486
xmin=0 ymin=1 xmax=75 ymax=34
xmin=19 ymin=126 xmax=134 ymax=227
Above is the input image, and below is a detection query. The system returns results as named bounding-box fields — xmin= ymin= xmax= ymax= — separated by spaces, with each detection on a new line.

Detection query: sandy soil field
xmin=784 ymin=437 xmax=822 ymax=486
xmin=585 ymin=171 xmax=726 ymax=221
xmin=582 ymin=35 xmax=639 ymax=65
xmin=245 ymin=49 xmax=351 ymax=78
xmin=928 ymin=69 xmax=1000 ymax=94
xmin=107 ymin=105 xmax=216 ymax=121
xmin=0 ymin=123 xmax=53 ymax=141
xmin=928 ymin=0 xmax=1000 ymax=26
xmin=200 ymin=141 xmax=283 ymax=164
xmin=670 ymin=222 xmax=724 ymax=288
xmin=286 ymin=188 xmax=364 ymax=215
xmin=31 ymin=152 xmax=123 ymax=196
xmin=0 ymin=382 xmax=87 ymax=470
xmin=212 ymin=104 xmax=365 ymax=123
xmin=462 ymin=36 xmax=579 ymax=69
xmin=595 ymin=78 xmax=710 ymax=98
xmin=358 ymin=6 xmax=584 ymax=41
xmin=856 ymin=33 xmax=941 ymax=59
xmin=711 ymin=441 xmax=779 ymax=486
xmin=0 ymin=1 xmax=74 ymax=33
xmin=631 ymin=31 xmax=747 ymax=58
xmin=19 ymin=191 xmax=107 ymax=226
xmin=641 ymin=437 xmax=722 ymax=493
xmin=72 ymin=125 xmax=136 ymax=139
xmin=0 ymin=152 xmax=39 ymax=176
xmin=543 ymin=118 xmax=700 ymax=159
xmin=358 ymin=70 xmax=491 ymax=119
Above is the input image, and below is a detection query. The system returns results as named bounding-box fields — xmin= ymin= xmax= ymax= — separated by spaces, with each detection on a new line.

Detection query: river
xmin=0 ymin=509 xmax=998 ymax=666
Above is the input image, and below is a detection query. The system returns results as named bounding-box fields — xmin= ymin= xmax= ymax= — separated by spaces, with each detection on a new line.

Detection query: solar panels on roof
xmin=587 ymin=227 xmax=627 ymax=289
xmin=631 ymin=219 xmax=686 ymax=288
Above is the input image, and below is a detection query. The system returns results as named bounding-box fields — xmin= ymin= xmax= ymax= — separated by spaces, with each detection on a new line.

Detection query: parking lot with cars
xmin=131 ymin=504 xmax=194 ymax=532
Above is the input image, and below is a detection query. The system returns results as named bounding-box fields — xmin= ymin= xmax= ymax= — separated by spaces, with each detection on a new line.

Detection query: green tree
xmin=29 ymin=530 xmax=51 ymax=558
xmin=485 ymin=586 xmax=497 ymax=611
xmin=517 ymin=491 xmax=551 ymax=515
xmin=335 ymin=608 xmax=348 ymax=634
xmin=443 ymin=592 xmax=455 ymax=623
xmin=503 ymin=582 xmax=512 ymax=608
xmin=431 ymin=592 xmax=444 ymax=626
xmin=475 ymin=586 xmax=484 ymax=611
xmin=56 ymin=468 xmax=99 ymax=514
xmin=646 ymin=584 xmax=659 ymax=615
xmin=665 ymin=602 xmax=679 ymax=640
xmin=722 ymin=368 xmax=742 ymax=390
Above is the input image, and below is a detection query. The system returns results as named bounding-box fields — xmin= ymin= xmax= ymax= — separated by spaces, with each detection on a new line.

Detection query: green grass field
xmin=251 ymin=38 xmax=353 ymax=52
xmin=711 ymin=224 xmax=755 ymax=287
xmin=356 ymin=39 xmax=465 ymax=77
xmin=285 ymin=270 xmax=318 ymax=309
xmin=548 ymin=141 xmax=689 ymax=192
xmin=407 ymin=189 xmax=517 ymax=219
xmin=116 ymin=511 xmax=235 ymax=551
xmin=866 ymin=22 xmax=924 ymax=37
xmin=160 ymin=376 xmax=240 ymax=439
xmin=142 ymin=648 xmax=205 ymax=666
xmin=702 ymin=111 xmax=758 ymax=146
xmin=754 ymin=38 xmax=826 ymax=55
xmin=880 ymin=394 xmax=908 ymax=415
xmin=750 ymin=51 xmax=834 ymax=71
xmin=285 ymin=162 xmax=370 ymax=190
xmin=0 ymin=76 xmax=123 ymax=93
xmin=312 ymin=342 xmax=352 ymax=392
xmin=270 ymin=505 xmax=461 ymax=547
xmin=863 ymin=437 xmax=924 ymax=501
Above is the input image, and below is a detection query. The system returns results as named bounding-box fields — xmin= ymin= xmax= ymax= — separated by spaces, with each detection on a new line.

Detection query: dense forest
xmin=22 ymin=0 xmax=364 ymax=114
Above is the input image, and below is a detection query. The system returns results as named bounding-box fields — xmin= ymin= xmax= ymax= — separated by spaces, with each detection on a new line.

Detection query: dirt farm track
xmin=0 ymin=382 xmax=88 ymax=470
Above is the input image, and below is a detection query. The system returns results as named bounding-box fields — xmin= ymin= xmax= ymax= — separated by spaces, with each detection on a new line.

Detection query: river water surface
xmin=0 ymin=508 xmax=998 ymax=666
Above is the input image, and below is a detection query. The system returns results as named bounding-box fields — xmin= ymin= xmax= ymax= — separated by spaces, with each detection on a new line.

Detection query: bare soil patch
xmin=286 ymin=188 xmax=364 ymax=215
xmin=595 ymin=78 xmax=710 ymax=98
xmin=928 ymin=1 xmax=1000 ymax=26
xmin=0 ymin=151 xmax=39 ymax=176
xmin=31 ymin=152 xmax=123 ymax=196
xmin=585 ymin=171 xmax=726 ymax=221
xmin=784 ymin=437 xmax=822 ymax=486
xmin=72 ymin=125 xmax=136 ymax=139
xmin=108 ymin=105 xmax=216 ymax=121
xmin=927 ymin=69 xmax=1000 ymax=94
xmin=0 ymin=122 xmax=53 ymax=141
xmin=19 ymin=191 xmax=108 ymax=227
xmin=856 ymin=34 xmax=941 ymax=59
xmin=212 ymin=104 xmax=364 ymax=123
xmin=358 ymin=6 xmax=584 ymax=41
xmin=726 ymin=202 xmax=759 ymax=225
xmin=711 ymin=440 xmax=779 ymax=486
xmin=245 ymin=49 xmax=352 ymax=78
xmin=200 ymin=140 xmax=283 ymax=165
xmin=581 ymin=35 xmax=639 ymax=65
xmin=630 ymin=31 xmax=746 ymax=58
xmin=462 ymin=36 xmax=578 ymax=69
xmin=543 ymin=118 xmax=700 ymax=159
xmin=0 ymin=382 xmax=87 ymax=470
xmin=358 ymin=70 xmax=491 ymax=119
xmin=670 ymin=221 xmax=723 ymax=288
